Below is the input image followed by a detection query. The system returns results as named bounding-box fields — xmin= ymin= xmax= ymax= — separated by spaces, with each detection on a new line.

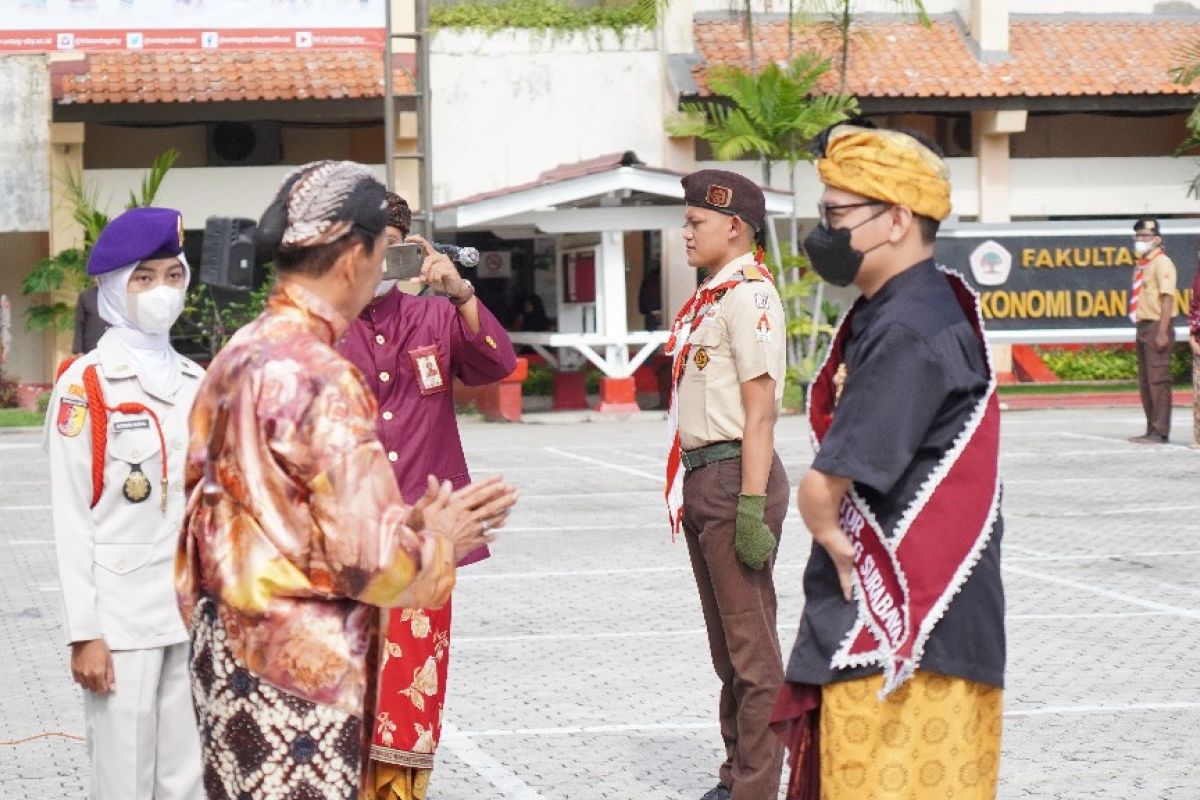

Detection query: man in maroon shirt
xmin=338 ymin=193 xmax=516 ymax=799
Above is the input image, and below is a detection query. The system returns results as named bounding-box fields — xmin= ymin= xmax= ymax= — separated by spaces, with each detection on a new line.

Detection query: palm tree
xmin=667 ymin=56 xmax=858 ymax=367
xmin=1170 ymin=40 xmax=1200 ymax=196
xmin=804 ymin=0 xmax=929 ymax=93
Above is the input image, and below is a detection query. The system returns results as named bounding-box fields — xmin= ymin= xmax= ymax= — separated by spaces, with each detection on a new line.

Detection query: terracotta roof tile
xmin=53 ymin=51 xmax=416 ymax=105
xmin=691 ymin=16 xmax=1200 ymax=99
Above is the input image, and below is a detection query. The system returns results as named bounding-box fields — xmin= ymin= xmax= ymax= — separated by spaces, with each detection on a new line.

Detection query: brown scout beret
xmin=1133 ymin=218 xmax=1161 ymax=236
xmin=681 ymin=169 xmax=766 ymax=232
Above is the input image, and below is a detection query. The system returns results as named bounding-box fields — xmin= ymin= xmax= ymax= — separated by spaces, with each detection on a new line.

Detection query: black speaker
xmin=200 ymin=217 xmax=257 ymax=291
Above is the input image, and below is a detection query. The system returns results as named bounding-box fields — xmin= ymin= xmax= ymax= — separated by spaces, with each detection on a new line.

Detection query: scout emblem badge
xmin=693 ymin=348 xmax=710 ymax=370
xmin=807 ymin=268 xmax=1000 ymax=697
xmin=409 ymin=345 xmax=447 ymax=395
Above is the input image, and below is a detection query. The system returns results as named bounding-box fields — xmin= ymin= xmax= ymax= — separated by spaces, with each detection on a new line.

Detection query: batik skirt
xmin=189 ymin=596 xmax=365 ymax=800
xmin=367 ymin=599 xmax=452 ymax=800
xmin=819 ymin=671 xmax=1002 ymax=799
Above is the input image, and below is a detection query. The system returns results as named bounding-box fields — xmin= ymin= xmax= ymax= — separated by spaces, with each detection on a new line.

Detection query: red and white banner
xmin=0 ymin=0 xmax=385 ymax=52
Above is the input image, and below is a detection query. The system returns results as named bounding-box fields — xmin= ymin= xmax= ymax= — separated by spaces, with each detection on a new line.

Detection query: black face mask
xmin=803 ymin=208 xmax=890 ymax=287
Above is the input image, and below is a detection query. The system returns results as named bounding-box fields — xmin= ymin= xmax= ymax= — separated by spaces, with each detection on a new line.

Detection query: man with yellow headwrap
xmin=771 ymin=123 xmax=1005 ymax=799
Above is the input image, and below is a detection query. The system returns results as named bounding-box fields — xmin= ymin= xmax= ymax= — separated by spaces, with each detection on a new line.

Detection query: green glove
xmin=735 ymin=493 xmax=776 ymax=570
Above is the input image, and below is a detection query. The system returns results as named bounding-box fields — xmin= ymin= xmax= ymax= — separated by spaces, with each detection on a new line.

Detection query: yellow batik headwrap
xmin=816 ymin=125 xmax=952 ymax=222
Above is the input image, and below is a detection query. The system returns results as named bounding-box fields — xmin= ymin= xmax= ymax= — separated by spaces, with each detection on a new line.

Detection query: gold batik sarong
xmin=820 ymin=671 xmax=1002 ymax=800
xmin=367 ymin=762 xmax=431 ymax=800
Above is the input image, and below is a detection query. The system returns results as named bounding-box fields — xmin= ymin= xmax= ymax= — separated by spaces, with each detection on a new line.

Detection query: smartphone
xmin=382 ymin=243 xmax=424 ymax=281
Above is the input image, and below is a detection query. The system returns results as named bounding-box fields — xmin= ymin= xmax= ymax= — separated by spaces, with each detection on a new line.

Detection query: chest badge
xmin=693 ymin=348 xmax=710 ymax=371
xmin=409 ymin=344 xmax=448 ymax=396
xmin=122 ymin=463 xmax=152 ymax=504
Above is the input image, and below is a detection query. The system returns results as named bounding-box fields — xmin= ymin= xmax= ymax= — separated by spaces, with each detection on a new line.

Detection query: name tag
xmin=409 ymin=345 xmax=448 ymax=396
xmin=113 ymin=419 xmax=151 ymax=432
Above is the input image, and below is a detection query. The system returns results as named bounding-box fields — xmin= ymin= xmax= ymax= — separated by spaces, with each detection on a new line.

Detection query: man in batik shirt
xmin=176 ymin=161 xmax=517 ymax=800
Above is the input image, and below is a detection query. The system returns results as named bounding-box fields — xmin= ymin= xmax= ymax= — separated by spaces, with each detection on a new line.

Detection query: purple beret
xmin=87 ymin=207 xmax=185 ymax=276
xmin=681 ymin=169 xmax=766 ymax=232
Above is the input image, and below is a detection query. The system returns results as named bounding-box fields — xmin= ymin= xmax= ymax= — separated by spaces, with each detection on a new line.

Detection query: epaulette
xmin=742 ymin=263 xmax=767 ymax=281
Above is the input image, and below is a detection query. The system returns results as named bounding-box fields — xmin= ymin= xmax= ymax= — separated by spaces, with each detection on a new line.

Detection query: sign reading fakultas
xmin=936 ymin=222 xmax=1198 ymax=332
xmin=0 ymin=0 xmax=385 ymax=53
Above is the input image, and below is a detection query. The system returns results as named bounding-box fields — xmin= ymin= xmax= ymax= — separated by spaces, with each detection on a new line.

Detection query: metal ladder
xmin=383 ymin=0 xmax=435 ymax=239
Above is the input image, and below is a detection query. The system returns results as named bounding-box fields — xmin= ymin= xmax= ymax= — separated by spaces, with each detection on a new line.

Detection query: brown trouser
xmin=1136 ymin=320 xmax=1174 ymax=437
xmin=1193 ymin=350 xmax=1200 ymax=446
xmin=682 ymin=452 xmax=789 ymax=800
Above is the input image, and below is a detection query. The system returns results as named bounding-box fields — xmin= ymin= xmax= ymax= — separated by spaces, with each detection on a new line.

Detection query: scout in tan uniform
xmin=664 ymin=169 xmax=788 ymax=800
xmin=1129 ymin=217 xmax=1177 ymax=444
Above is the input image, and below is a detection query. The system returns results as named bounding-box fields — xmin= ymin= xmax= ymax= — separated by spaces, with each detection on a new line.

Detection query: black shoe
xmin=1128 ymin=434 xmax=1168 ymax=445
xmin=700 ymin=785 xmax=731 ymax=800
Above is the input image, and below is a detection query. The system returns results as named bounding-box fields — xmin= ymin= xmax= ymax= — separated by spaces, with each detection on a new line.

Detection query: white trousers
xmin=83 ymin=642 xmax=202 ymax=800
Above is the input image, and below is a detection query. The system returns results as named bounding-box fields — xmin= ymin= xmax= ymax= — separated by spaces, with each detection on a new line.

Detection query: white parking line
xmin=1005 ymin=701 xmax=1200 ymax=717
xmin=1002 ymin=448 xmax=1188 ymax=458
xmin=1009 ymin=504 xmax=1200 ymax=518
xmin=542 ymin=447 xmax=661 ymax=482
xmin=454 ymin=611 xmax=1173 ymax=645
xmin=1005 ymin=564 xmax=1200 ymax=619
xmin=450 ymin=701 xmax=1200 ymax=738
xmin=5 ymin=540 xmax=54 ymax=546
xmin=440 ymin=723 xmax=546 ymax=799
xmin=1007 ymin=549 xmax=1200 ymax=563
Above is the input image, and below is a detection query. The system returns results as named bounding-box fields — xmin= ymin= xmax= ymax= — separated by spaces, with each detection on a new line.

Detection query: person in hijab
xmin=44 ymin=206 xmax=204 ymax=800
xmin=176 ymin=161 xmax=518 ymax=800
xmin=338 ymin=192 xmax=516 ymax=800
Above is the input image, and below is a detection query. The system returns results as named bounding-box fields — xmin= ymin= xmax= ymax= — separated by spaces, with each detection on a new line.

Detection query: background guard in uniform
xmin=44 ymin=207 xmax=203 ymax=799
xmin=1128 ymin=218 xmax=1177 ymax=444
xmin=664 ymin=169 xmax=789 ymax=800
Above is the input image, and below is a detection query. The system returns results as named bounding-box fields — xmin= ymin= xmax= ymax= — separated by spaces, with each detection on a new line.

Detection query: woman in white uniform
xmin=44 ymin=207 xmax=203 ymax=800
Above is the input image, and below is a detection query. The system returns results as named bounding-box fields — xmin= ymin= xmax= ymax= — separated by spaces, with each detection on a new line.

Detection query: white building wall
xmin=82 ymin=164 xmax=388 ymax=227
xmin=0 ymin=56 xmax=50 ymax=233
xmin=430 ymin=29 xmax=665 ymax=205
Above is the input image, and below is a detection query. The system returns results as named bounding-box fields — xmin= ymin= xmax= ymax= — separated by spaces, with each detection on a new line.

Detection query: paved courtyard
xmin=2 ymin=406 xmax=1199 ymax=799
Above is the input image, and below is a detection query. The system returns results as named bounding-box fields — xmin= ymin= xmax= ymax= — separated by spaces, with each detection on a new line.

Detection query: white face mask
xmin=374 ymin=278 xmax=398 ymax=298
xmin=126 ymin=285 xmax=185 ymax=334
xmin=1134 ymin=240 xmax=1155 ymax=256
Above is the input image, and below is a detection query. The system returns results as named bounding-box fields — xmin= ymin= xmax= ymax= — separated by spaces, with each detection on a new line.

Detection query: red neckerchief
xmin=664 ymin=254 xmax=772 ymax=537
xmin=808 ymin=267 xmax=1001 ymax=696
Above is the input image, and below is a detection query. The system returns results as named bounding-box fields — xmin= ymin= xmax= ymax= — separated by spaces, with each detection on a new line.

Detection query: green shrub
xmin=36 ymin=391 xmax=52 ymax=414
xmin=431 ymin=0 xmax=657 ymax=34
xmin=524 ymin=363 xmax=553 ymax=396
xmin=1038 ymin=345 xmax=1192 ymax=382
xmin=0 ymin=370 xmax=17 ymax=408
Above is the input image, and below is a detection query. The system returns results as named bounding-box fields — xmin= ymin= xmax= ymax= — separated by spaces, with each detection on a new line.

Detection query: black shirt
xmin=73 ymin=285 xmax=110 ymax=354
xmin=785 ymin=259 xmax=1006 ymax=689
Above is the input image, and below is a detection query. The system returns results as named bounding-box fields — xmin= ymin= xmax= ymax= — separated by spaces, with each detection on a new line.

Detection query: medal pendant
xmin=123 ymin=463 xmax=152 ymax=504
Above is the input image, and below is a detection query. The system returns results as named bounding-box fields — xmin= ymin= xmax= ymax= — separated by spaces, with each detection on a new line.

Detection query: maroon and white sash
xmin=808 ymin=268 xmax=1002 ymax=697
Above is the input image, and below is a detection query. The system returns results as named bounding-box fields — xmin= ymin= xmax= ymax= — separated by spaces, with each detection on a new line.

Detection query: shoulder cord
xmin=81 ymin=364 xmax=169 ymax=513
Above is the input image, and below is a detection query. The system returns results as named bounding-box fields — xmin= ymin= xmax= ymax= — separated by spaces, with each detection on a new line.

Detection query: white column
xmin=596 ymin=229 xmax=629 ymax=375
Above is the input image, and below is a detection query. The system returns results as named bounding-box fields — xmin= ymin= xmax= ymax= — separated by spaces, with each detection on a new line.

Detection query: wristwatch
xmin=449 ymin=279 xmax=475 ymax=306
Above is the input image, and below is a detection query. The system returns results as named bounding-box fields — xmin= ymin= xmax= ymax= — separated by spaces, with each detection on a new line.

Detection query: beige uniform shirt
xmin=677 ymin=252 xmax=787 ymax=451
xmin=1135 ymin=251 xmax=1177 ymax=322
